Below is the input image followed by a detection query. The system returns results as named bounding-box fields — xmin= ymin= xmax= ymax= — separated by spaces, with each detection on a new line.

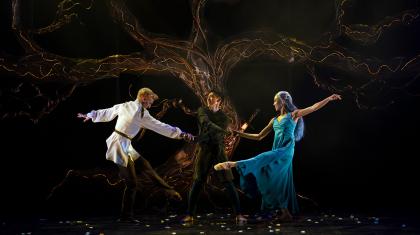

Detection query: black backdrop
xmin=1 ymin=0 xmax=419 ymax=219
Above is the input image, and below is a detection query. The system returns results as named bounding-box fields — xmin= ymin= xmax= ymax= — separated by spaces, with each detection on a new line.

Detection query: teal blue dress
xmin=236 ymin=113 xmax=298 ymax=213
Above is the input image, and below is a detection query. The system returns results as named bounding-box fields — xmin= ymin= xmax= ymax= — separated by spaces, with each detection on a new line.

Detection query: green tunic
xmin=193 ymin=107 xmax=234 ymax=182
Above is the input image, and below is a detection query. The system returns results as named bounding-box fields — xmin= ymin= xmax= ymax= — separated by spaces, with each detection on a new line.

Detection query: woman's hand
xmin=328 ymin=94 xmax=342 ymax=101
xmin=233 ymin=129 xmax=242 ymax=134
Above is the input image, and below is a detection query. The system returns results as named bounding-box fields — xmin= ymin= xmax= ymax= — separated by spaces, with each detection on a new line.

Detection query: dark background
xmin=1 ymin=0 xmax=419 ymax=219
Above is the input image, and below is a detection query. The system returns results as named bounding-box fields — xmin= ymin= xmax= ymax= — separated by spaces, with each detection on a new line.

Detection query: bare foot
xmin=214 ymin=161 xmax=236 ymax=171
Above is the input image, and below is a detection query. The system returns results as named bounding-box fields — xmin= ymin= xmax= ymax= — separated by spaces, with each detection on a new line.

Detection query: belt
xmin=114 ymin=129 xmax=132 ymax=140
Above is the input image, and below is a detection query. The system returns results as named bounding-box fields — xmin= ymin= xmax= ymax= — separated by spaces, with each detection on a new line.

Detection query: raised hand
xmin=328 ymin=94 xmax=342 ymax=101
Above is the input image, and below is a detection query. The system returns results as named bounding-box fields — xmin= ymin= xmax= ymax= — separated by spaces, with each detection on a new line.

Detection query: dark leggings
xmin=118 ymin=159 xmax=138 ymax=218
xmin=187 ymin=179 xmax=241 ymax=216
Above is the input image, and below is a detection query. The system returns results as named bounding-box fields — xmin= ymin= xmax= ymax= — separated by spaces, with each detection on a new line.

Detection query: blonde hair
xmin=207 ymin=90 xmax=224 ymax=101
xmin=137 ymin=87 xmax=159 ymax=101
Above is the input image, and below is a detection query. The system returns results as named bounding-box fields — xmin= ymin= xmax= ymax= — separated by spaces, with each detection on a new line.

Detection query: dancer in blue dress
xmin=214 ymin=91 xmax=341 ymax=221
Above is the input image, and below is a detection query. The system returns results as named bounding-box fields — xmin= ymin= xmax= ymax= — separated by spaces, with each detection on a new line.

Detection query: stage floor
xmin=2 ymin=212 xmax=419 ymax=235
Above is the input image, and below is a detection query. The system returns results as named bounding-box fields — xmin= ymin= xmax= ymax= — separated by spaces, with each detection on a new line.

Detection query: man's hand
xmin=233 ymin=129 xmax=244 ymax=137
xmin=181 ymin=132 xmax=195 ymax=142
xmin=233 ymin=129 xmax=242 ymax=135
xmin=226 ymin=129 xmax=234 ymax=136
xmin=77 ymin=113 xmax=91 ymax=122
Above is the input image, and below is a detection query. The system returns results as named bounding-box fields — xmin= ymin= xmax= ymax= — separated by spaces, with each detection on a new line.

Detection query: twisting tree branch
xmin=2 ymin=0 xmax=420 ymax=210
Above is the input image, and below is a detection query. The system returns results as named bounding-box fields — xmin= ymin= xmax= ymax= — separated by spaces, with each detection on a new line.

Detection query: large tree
xmin=1 ymin=0 xmax=419 ymax=207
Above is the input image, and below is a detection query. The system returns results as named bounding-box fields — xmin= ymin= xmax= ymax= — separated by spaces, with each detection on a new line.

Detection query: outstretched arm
xmin=77 ymin=103 xmax=123 ymax=123
xmin=141 ymin=110 xmax=194 ymax=142
xmin=292 ymin=94 xmax=341 ymax=120
xmin=77 ymin=113 xmax=91 ymax=122
xmin=234 ymin=118 xmax=274 ymax=141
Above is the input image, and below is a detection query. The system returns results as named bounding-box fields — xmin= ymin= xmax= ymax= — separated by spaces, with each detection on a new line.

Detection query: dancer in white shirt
xmin=77 ymin=87 xmax=194 ymax=223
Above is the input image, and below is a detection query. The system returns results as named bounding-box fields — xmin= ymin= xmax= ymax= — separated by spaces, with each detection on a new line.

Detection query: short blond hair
xmin=137 ymin=87 xmax=159 ymax=101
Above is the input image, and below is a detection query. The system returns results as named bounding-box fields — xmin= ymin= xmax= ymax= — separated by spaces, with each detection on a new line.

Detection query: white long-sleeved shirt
xmin=87 ymin=100 xmax=183 ymax=167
